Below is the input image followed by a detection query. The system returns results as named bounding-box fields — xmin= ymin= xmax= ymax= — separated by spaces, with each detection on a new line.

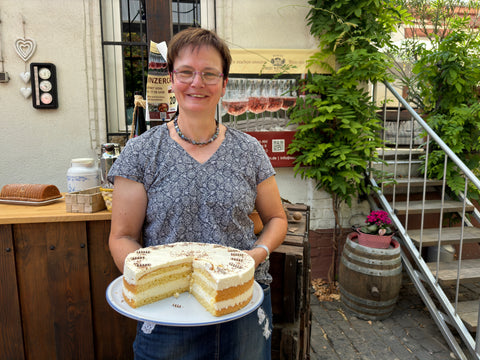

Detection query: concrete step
xmin=372 ymin=160 xmax=422 ymax=178
xmin=391 ymin=178 xmax=444 ymax=187
xmin=427 ymin=259 xmax=480 ymax=286
xmin=455 ymin=300 xmax=479 ymax=332
xmin=379 ymin=178 xmax=444 ymax=195
xmin=394 ymin=200 xmax=475 ymax=215
xmin=376 ymin=147 xmax=424 ymax=160
xmin=408 ymin=227 xmax=480 ymax=247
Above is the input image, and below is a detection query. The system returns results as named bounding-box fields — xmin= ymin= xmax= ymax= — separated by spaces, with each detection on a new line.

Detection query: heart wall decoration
xmin=15 ymin=37 xmax=36 ymax=62
xmin=20 ymin=71 xmax=30 ymax=83
xmin=20 ymin=87 xmax=32 ymax=99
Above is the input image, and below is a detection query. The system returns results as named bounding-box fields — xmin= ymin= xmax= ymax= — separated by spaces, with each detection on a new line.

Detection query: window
xmin=100 ymin=0 xmax=201 ymax=143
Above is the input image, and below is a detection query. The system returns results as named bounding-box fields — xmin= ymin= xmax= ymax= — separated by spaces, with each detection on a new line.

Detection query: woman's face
xmin=171 ymin=45 xmax=227 ymax=116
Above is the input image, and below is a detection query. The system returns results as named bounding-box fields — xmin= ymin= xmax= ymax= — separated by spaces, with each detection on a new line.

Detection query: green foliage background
xmin=286 ymin=0 xmax=409 ymax=281
xmin=288 ymin=0 xmax=408 ymax=208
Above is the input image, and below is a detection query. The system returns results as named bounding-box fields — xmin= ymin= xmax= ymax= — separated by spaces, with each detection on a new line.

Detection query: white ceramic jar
xmin=67 ymin=158 xmax=100 ymax=192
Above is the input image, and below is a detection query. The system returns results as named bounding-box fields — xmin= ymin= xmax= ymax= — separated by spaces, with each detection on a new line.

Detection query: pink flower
xmin=359 ymin=210 xmax=393 ymax=235
xmin=366 ymin=210 xmax=391 ymax=226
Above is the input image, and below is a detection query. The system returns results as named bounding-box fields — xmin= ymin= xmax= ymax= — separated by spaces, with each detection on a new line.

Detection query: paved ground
xmin=309 ymin=279 xmax=459 ymax=360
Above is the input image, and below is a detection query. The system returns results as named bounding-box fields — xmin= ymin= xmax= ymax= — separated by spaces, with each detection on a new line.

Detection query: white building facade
xmin=0 ymin=0 xmax=370 ymax=229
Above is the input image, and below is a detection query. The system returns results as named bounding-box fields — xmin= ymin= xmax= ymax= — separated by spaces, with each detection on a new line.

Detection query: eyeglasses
xmin=173 ymin=70 xmax=224 ymax=85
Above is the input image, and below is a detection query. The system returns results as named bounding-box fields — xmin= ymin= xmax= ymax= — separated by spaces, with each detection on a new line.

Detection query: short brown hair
xmin=167 ymin=27 xmax=232 ymax=78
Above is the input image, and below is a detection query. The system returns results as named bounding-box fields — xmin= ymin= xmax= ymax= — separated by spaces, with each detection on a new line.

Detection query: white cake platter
xmin=106 ymin=276 xmax=264 ymax=326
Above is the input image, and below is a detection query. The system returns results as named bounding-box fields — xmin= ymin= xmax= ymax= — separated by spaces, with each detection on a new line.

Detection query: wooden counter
xmin=0 ymin=197 xmax=111 ymax=224
xmin=0 ymin=199 xmax=135 ymax=360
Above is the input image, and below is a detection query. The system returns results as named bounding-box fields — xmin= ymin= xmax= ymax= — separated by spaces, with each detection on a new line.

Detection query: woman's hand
xmin=245 ymin=247 xmax=270 ymax=268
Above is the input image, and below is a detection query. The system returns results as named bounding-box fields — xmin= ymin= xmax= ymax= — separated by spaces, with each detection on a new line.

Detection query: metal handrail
xmin=384 ymin=81 xmax=480 ymax=190
xmin=371 ymin=81 xmax=480 ymax=360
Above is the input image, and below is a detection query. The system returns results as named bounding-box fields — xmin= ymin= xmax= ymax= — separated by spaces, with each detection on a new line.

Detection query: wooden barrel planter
xmin=338 ymin=233 xmax=402 ymax=320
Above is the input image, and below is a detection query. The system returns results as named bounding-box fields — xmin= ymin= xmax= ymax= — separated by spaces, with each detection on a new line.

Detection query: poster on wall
xmin=225 ymin=49 xmax=331 ymax=167
xmin=246 ymin=131 xmax=297 ymax=167
xmin=146 ymin=41 xmax=177 ymax=125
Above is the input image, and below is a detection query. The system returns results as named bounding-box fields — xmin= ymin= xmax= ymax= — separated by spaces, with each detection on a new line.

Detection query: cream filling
xmin=190 ymin=282 xmax=253 ymax=310
xmin=124 ymin=260 xmax=191 ymax=284
xmin=192 ymin=261 xmax=254 ymax=290
xmin=126 ymin=266 xmax=190 ymax=287
xmin=123 ymin=278 xmax=189 ymax=301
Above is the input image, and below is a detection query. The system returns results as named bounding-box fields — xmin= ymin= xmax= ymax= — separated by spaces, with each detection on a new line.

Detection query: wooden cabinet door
xmin=14 ymin=222 xmax=94 ymax=360
xmin=0 ymin=224 xmax=25 ymax=359
xmin=87 ymin=220 xmax=136 ymax=359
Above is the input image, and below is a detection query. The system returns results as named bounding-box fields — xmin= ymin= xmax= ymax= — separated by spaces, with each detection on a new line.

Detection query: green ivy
xmin=288 ymin=73 xmax=385 ymax=207
xmin=288 ymin=0 xmax=407 ymax=206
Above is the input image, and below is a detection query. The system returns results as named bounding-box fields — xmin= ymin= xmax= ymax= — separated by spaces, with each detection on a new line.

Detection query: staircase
xmin=369 ymin=82 xmax=480 ymax=360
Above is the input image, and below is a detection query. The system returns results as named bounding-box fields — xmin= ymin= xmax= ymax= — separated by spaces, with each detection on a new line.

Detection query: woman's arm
xmin=245 ymin=175 xmax=288 ymax=268
xmin=108 ymin=176 xmax=148 ymax=273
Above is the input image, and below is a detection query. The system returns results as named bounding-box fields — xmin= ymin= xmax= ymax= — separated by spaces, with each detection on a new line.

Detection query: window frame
xmin=100 ymin=0 xmax=201 ymax=143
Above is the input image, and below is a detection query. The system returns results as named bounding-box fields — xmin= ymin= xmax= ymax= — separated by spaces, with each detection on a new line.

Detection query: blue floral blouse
xmin=108 ymin=124 xmax=276 ymax=284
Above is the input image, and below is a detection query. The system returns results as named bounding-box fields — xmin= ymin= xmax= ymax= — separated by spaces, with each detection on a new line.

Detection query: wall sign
xmin=30 ymin=62 xmax=58 ymax=109
xmin=246 ymin=131 xmax=297 ymax=167
xmin=229 ymin=49 xmax=333 ymax=75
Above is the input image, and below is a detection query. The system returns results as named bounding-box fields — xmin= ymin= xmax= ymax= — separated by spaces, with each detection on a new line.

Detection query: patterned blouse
xmin=108 ymin=124 xmax=276 ymax=284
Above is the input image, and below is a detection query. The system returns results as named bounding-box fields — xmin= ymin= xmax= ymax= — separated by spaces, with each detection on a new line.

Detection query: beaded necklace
xmin=174 ymin=117 xmax=219 ymax=146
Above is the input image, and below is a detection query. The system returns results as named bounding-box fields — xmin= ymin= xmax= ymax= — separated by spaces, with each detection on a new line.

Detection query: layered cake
xmin=123 ymin=242 xmax=255 ymax=316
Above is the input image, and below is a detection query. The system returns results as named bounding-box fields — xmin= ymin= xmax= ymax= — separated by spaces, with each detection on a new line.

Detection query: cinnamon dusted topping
xmin=135 ymin=263 xmax=152 ymax=268
xmin=136 ymin=250 xmax=151 ymax=254
xmin=228 ymin=262 xmax=243 ymax=269
xmin=214 ymin=267 xmax=228 ymax=274
xmin=130 ymin=256 xmax=146 ymax=261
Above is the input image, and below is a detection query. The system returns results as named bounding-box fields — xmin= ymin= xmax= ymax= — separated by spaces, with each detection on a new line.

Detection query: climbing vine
xmin=287 ymin=0 xmax=409 ymax=282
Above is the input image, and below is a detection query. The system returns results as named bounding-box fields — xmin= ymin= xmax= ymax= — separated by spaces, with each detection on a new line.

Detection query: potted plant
xmin=356 ymin=210 xmax=394 ymax=249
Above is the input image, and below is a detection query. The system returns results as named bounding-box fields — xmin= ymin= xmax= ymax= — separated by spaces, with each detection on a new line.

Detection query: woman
xmin=108 ymin=27 xmax=287 ymax=360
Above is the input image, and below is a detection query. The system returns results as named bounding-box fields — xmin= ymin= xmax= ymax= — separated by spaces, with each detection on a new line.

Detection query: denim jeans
xmin=133 ymin=284 xmax=272 ymax=360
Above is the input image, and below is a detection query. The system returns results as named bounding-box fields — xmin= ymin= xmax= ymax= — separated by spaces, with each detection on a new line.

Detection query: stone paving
xmin=309 ymin=279 xmax=460 ymax=360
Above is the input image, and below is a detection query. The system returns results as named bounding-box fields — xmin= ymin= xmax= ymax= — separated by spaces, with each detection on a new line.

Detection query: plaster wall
xmin=209 ymin=0 xmax=317 ymax=50
xmin=0 ymin=0 xmax=104 ymax=191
